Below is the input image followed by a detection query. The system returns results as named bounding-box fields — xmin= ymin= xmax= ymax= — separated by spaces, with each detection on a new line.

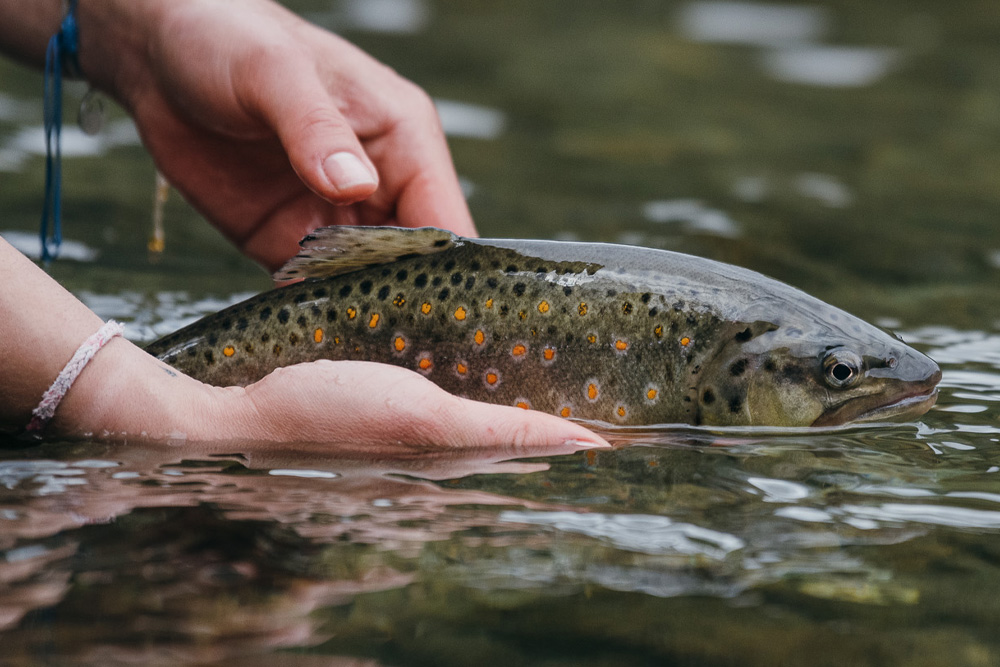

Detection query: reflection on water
xmin=0 ymin=326 xmax=997 ymax=664
xmin=762 ymin=46 xmax=899 ymax=87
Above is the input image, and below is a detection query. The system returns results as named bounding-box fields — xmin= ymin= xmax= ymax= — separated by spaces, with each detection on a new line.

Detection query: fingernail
xmin=323 ymin=152 xmax=377 ymax=192
xmin=562 ymin=438 xmax=612 ymax=450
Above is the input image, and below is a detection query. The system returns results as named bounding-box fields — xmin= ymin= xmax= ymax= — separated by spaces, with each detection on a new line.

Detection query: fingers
xmin=248 ymin=61 xmax=380 ymax=204
xmin=241 ymin=361 xmax=611 ymax=455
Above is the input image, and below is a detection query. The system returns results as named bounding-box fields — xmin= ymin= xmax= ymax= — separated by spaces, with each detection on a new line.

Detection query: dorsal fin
xmin=273 ymin=226 xmax=462 ymax=281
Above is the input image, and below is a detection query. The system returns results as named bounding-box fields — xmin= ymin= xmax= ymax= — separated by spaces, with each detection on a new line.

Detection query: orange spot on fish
xmin=223 ymin=345 xmax=235 ymax=357
xmin=394 ymin=336 xmax=406 ymax=352
xmin=648 ymin=460 xmax=659 ymax=468
xmin=654 ymin=325 xmax=663 ymax=338
xmin=579 ymin=303 xmax=588 ymax=316
xmin=585 ymin=450 xmax=597 ymax=466
xmin=485 ymin=298 xmax=494 ymax=309
xmin=538 ymin=301 xmax=550 ymax=313
xmin=334 ymin=337 xmax=341 ymax=345
xmin=518 ymin=310 xmax=527 ymax=320
xmin=273 ymin=344 xmax=282 ymax=355
xmin=474 ymin=329 xmax=486 ymax=346
xmin=543 ymin=347 xmax=555 ymax=361
xmin=456 ymin=362 xmax=468 ymax=375
xmin=560 ymin=406 xmax=572 ymax=418
xmin=587 ymin=382 xmax=599 ymax=401
xmin=369 ymin=313 xmax=380 ymax=328
xmin=421 ymin=302 xmax=432 ymax=315
xmin=512 ymin=344 xmax=527 ymax=357
xmin=485 ymin=371 xmax=500 ymax=387
xmin=347 ymin=307 xmax=357 ymax=320
xmin=393 ymin=294 xmax=406 ymax=307
xmin=418 ymin=357 xmax=433 ymax=371
xmin=681 ymin=337 xmax=691 ymax=347
xmin=314 ymin=329 xmax=324 ymax=343
xmin=454 ymin=306 xmax=467 ymax=321
xmin=587 ymin=334 xmax=597 ymax=344
xmin=616 ymin=405 xmax=627 ymax=418
xmin=615 ymin=339 xmax=628 ymax=351
xmin=647 ymin=388 xmax=658 ymax=401
xmin=515 ymin=400 xmax=530 ymax=410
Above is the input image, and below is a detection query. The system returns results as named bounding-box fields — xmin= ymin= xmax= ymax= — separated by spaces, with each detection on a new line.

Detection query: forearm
xmin=0 ymin=0 xmax=163 ymax=109
xmin=0 ymin=239 xmax=241 ymax=439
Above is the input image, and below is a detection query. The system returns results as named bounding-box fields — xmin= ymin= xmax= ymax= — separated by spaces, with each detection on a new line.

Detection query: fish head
xmin=694 ymin=317 xmax=941 ymax=428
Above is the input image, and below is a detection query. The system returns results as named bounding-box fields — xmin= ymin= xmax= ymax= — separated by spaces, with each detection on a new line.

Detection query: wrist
xmin=48 ymin=337 xmax=251 ymax=442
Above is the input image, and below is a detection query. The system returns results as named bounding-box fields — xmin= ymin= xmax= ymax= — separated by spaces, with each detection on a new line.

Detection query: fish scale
xmin=146 ymin=226 xmax=941 ymax=427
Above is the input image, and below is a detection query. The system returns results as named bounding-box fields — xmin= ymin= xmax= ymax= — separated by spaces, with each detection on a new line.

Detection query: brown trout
xmin=146 ymin=226 xmax=941 ymax=427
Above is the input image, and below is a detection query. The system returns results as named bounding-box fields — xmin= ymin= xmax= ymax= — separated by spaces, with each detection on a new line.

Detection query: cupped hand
xmin=233 ymin=360 xmax=611 ymax=454
xmin=82 ymin=0 xmax=475 ymax=271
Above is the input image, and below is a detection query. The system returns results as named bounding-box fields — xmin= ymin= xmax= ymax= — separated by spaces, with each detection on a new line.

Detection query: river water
xmin=2 ymin=1 xmax=1000 ymax=665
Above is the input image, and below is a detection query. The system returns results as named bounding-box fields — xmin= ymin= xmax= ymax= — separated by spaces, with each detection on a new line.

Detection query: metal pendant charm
xmin=78 ymin=87 xmax=106 ymax=136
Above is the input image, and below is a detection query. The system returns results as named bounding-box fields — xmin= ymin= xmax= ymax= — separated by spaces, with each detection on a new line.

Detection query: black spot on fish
xmin=487 ymin=277 xmax=499 ymax=289
xmin=261 ymin=333 xmax=271 ymax=343
xmin=648 ymin=308 xmax=658 ymax=317
xmin=432 ymin=276 xmax=443 ymax=287
xmin=764 ymin=358 xmax=777 ymax=372
xmin=221 ymin=318 xmax=232 ymax=330
xmin=313 ymin=287 xmax=328 ymax=298
xmin=702 ymin=389 xmax=715 ymax=404
xmin=641 ymin=293 xmax=651 ymax=304
xmin=565 ymin=333 xmax=575 ymax=343
xmin=513 ymin=283 xmax=527 ymax=297
xmin=243 ymin=343 xmax=253 ymax=353
xmin=735 ymin=328 xmax=753 ymax=342
xmin=359 ymin=280 xmax=373 ymax=295
xmin=396 ymin=270 xmax=408 ymax=282
xmin=728 ymin=394 xmax=743 ymax=414
xmin=204 ymin=350 xmax=215 ymax=365
xmin=536 ymin=266 xmax=547 ymax=273
xmin=606 ymin=289 xmax=617 ymax=297
xmin=311 ymin=306 xmax=321 ymax=318
xmin=277 ymin=309 xmax=290 ymax=324
xmin=471 ymin=261 xmax=481 ymax=271
xmin=414 ymin=273 xmax=428 ymax=288
xmin=465 ymin=276 xmax=476 ymax=290
xmin=397 ymin=252 xmax=420 ymax=261
xmin=439 ymin=287 xmax=450 ymax=301
xmin=388 ymin=317 xmax=397 ymax=326
xmin=563 ymin=286 xmax=573 ymax=296
xmin=339 ymin=285 xmax=352 ymax=298
xmin=433 ymin=238 xmax=449 ymax=248
xmin=289 ymin=332 xmax=299 ymax=345
xmin=499 ymin=304 xmax=510 ymax=317
xmin=296 ymin=315 xmax=308 ymax=328
xmin=273 ymin=344 xmax=282 ymax=355
xmin=380 ymin=268 xmax=391 ymax=278
xmin=235 ymin=318 xmax=248 ymax=331
xmin=327 ymin=309 xmax=337 ymax=322
xmin=294 ymin=293 xmax=307 ymax=304
xmin=730 ymin=359 xmax=747 ymax=377
xmin=259 ymin=306 xmax=272 ymax=321
xmin=186 ymin=348 xmax=196 ymax=357
xmin=208 ymin=333 xmax=218 ymax=346
xmin=673 ymin=301 xmax=685 ymax=311
xmin=506 ymin=265 xmax=519 ymax=273
xmin=623 ymin=302 xmax=633 ymax=315
xmin=781 ymin=365 xmax=806 ymax=382
xmin=444 ymin=259 xmax=456 ymax=271
xmin=451 ymin=272 xmax=463 ymax=285
xmin=378 ymin=285 xmax=391 ymax=300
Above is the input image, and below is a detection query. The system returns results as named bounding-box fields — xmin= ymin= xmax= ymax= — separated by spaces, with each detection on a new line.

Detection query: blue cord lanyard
xmin=41 ymin=0 xmax=81 ymax=263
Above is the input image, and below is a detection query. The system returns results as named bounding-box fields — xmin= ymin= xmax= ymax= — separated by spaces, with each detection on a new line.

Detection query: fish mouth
xmin=812 ymin=381 xmax=940 ymax=427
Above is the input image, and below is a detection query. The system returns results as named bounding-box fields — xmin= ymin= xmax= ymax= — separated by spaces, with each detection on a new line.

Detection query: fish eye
xmin=823 ymin=349 xmax=863 ymax=389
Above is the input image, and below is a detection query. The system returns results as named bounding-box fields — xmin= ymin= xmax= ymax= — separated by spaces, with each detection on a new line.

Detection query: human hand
xmin=51 ymin=339 xmax=610 ymax=453
xmin=77 ymin=0 xmax=475 ymax=270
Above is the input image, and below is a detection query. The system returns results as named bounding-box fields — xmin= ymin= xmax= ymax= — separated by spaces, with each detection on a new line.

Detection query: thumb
xmin=259 ymin=70 xmax=379 ymax=203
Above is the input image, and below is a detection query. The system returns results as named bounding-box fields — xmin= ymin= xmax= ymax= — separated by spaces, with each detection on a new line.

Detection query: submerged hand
xmin=78 ymin=0 xmax=475 ymax=270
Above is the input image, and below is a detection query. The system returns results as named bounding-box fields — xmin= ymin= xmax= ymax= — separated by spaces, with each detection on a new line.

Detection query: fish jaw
xmin=812 ymin=364 xmax=942 ymax=427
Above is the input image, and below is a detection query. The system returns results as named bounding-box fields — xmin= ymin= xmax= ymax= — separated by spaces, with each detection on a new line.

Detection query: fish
xmin=145 ymin=226 xmax=941 ymax=427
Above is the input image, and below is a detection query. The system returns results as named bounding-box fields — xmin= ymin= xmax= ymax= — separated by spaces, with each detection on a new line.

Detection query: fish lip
xmin=812 ymin=384 xmax=939 ymax=427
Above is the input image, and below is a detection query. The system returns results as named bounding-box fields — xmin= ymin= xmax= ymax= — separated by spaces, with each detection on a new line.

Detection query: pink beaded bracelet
xmin=26 ymin=320 xmax=125 ymax=433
